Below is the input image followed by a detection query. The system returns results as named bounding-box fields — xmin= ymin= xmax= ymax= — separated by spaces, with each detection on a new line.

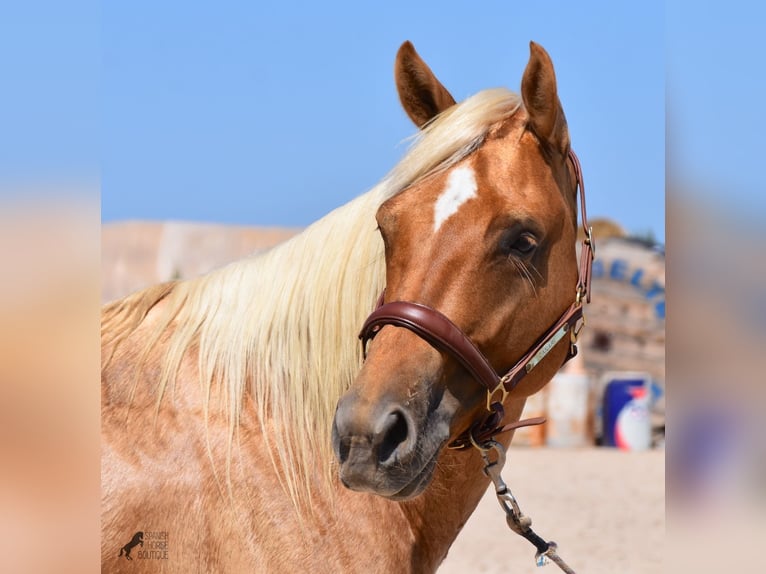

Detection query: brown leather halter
xmin=359 ymin=149 xmax=594 ymax=449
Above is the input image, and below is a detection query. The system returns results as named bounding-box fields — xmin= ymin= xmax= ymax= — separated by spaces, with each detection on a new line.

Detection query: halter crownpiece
xmin=359 ymin=149 xmax=593 ymax=449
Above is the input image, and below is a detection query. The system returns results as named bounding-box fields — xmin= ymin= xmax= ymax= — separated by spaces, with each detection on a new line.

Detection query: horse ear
xmin=395 ymin=41 xmax=456 ymax=128
xmin=521 ymin=41 xmax=569 ymax=153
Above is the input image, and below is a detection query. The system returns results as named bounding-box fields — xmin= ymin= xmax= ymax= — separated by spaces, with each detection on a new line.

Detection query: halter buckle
xmin=486 ymin=380 xmax=509 ymax=412
xmin=570 ymin=315 xmax=586 ymax=355
xmin=575 ymin=284 xmax=586 ymax=307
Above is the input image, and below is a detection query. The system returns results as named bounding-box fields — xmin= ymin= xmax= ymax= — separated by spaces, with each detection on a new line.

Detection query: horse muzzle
xmin=331 ymin=389 xmax=451 ymax=500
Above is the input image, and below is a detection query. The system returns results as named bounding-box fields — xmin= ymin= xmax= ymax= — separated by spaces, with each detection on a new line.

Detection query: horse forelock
xmin=102 ymin=86 xmax=524 ymax=512
xmin=381 ymin=88 xmax=522 ymax=200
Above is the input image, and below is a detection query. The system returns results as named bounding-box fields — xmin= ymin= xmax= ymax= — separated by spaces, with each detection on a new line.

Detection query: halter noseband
xmin=358 ymin=149 xmax=594 ymax=449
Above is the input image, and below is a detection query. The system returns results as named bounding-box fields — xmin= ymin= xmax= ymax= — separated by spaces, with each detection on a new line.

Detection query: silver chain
xmin=476 ymin=440 xmax=577 ymax=574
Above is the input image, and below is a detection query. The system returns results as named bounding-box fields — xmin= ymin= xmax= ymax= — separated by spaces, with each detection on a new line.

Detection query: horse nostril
xmin=337 ymin=438 xmax=350 ymax=464
xmin=332 ymin=417 xmax=351 ymax=464
xmin=377 ymin=409 xmax=410 ymax=464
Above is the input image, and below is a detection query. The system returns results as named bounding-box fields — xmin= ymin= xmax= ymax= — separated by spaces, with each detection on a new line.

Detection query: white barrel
xmin=546 ymin=371 xmax=590 ymax=447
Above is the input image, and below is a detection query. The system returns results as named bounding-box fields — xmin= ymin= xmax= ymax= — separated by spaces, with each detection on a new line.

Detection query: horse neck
xmin=398 ymin=397 xmax=525 ymax=571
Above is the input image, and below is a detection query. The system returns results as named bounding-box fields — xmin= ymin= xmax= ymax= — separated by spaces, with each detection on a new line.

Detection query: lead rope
xmin=474 ymin=439 xmax=576 ymax=573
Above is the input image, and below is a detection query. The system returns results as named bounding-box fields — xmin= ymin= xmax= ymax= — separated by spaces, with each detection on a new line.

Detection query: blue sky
xmin=6 ymin=3 xmax=766 ymax=246
xmin=666 ymin=3 xmax=766 ymax=220
xmin=96 ymin=1 xmax=665 ymax=242
xmin=0 ymin=2 xmax=97 ymax=185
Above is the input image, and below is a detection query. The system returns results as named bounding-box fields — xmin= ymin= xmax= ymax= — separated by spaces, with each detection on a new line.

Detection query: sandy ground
xmin=439 ymin=447 xmax=664 ymax=574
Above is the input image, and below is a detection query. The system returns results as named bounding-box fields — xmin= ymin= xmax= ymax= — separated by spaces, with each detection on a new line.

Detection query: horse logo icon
xmin=119 ymin=531 xmax=144 ymax=560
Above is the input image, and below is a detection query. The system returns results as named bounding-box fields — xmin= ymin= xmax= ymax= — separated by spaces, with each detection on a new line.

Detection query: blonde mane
xmin=102 ymin=88 xmax=522 ymax=508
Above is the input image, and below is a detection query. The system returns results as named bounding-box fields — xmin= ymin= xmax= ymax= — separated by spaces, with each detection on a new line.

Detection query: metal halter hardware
xmin=359 ymin=149 xmax=593 ymax=448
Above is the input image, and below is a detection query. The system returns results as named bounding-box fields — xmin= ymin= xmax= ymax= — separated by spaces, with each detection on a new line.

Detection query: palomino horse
xmin=102 ymin=40 xmax=588 ymax=572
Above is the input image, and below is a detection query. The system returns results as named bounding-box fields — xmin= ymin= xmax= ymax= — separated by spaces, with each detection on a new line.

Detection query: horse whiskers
xmin=509 ymin=257 xmax=540 ymax=296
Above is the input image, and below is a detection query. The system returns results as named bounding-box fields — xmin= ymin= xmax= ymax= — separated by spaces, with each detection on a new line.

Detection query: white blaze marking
xmin=433 ymin=166 xmax=477 ymax=232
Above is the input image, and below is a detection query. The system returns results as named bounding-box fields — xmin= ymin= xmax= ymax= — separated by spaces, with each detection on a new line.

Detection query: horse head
xmin=332 ymin=41 xmax=581 ymax=500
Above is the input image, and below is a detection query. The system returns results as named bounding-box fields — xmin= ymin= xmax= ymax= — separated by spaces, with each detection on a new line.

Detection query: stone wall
xmin=102 ymin=221 xmax=299 ymax=303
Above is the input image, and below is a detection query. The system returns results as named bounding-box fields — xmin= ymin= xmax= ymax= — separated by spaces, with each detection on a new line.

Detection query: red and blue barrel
xmin=602 ymin=374 xmax=652 ymax=450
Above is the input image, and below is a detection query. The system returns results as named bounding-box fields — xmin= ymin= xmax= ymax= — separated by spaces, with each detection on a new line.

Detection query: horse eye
xmin=510 ymin=233 xmax=537 ymax=256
